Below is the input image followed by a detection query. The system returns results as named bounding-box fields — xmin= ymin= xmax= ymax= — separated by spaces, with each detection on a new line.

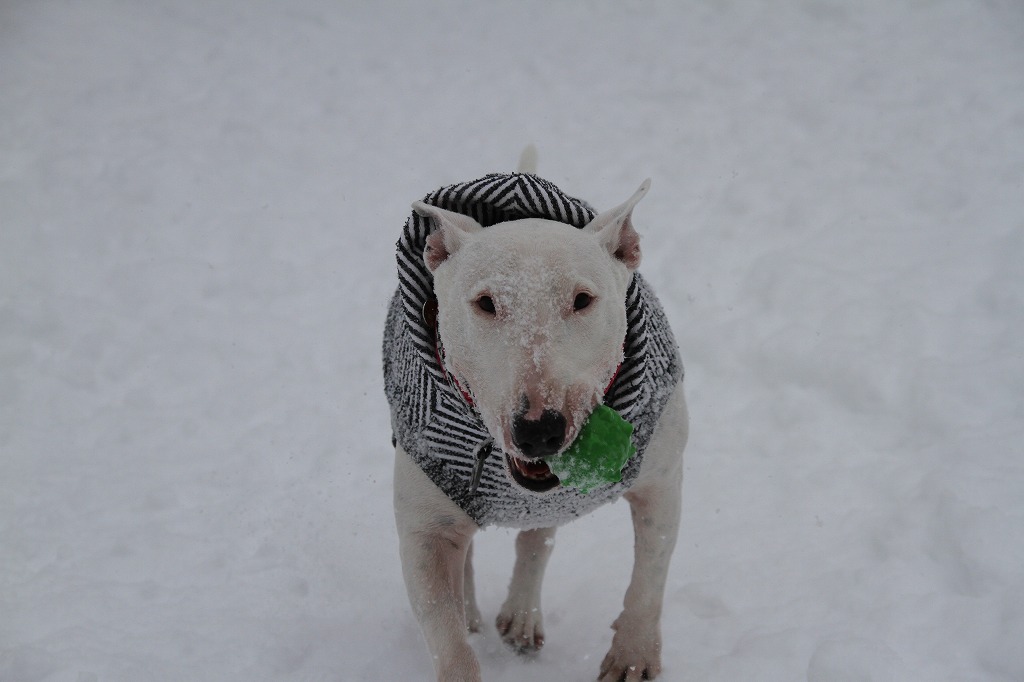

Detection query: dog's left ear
xmin=412 ymin=202 xmax=484 ymax=272
xmin=583 ymin=179 xmax=650 ymax=270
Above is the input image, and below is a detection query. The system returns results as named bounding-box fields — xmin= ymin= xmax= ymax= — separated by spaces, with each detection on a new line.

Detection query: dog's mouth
xmin=506 ymin=453 xmax=561 ymax=493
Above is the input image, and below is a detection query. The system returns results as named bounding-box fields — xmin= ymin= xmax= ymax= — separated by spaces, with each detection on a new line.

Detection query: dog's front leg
xmin=599 ymin=388 xmax=687 ymax=682
xmin=496 ymin=526 xmax=556 ymax=652
xmin=463 ymin=539 xmax=483 ymax=633
xmin=598 ymin=483 xmax=680 ymax=681
xmin=394 ymin=445 xmax=481 ymax=682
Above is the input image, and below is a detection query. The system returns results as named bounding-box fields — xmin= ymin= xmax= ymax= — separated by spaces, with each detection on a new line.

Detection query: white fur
xmin=393 ymin=153 xmax=687 ymax=681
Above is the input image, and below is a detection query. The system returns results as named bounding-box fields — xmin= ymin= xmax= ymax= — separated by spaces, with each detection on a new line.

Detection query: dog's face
xmin=413 ymin=182 xmax=649 ymax=491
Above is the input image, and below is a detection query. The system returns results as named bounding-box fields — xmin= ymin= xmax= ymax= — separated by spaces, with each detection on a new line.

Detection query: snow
xmin=2 ymin=0 xmax=1022 ymax=680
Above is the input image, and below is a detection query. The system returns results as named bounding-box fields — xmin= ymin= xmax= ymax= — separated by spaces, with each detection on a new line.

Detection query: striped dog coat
xmin=383 ymin=173 xmax=683 ymax=529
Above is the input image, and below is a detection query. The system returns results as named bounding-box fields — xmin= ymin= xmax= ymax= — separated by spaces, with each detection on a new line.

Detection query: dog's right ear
xmin=412 ymin=202 xmax=484 ymax=272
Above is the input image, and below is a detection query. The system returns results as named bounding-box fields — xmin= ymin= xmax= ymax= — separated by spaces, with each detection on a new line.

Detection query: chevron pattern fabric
xmin=383 ymin=173 xmax=682 ymax=529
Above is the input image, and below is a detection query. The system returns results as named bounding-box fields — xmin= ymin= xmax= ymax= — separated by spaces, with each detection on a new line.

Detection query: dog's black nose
xmin=512 ymin=410 xmax=566 ymax=458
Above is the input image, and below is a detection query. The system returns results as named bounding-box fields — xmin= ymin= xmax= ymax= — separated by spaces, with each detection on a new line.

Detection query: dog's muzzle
xmin=512 ymin=409 xmax=566 ymax=458
xmin=504 ymin=410 xmax=565 ymax=493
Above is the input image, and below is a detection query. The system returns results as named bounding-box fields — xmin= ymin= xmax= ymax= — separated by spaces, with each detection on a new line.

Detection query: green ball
xmin=550 ymin=405 xmax=636 ymax=493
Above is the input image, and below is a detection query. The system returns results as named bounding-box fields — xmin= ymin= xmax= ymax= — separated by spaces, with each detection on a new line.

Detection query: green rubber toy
xmin=550 ymin=405 xmax=636 ymax=493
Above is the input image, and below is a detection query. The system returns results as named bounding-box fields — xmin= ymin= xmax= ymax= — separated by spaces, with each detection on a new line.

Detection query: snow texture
xmin=2 ymin=1 xmax=1023 ymax=681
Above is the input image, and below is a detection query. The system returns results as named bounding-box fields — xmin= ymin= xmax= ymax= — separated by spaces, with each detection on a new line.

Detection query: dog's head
xmin=413 ymin=181 xmax=649 ymax=492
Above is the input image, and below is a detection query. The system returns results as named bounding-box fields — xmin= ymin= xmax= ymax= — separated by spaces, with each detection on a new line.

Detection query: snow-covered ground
xmin=2 ymin=1 xmax=1023 ymax=680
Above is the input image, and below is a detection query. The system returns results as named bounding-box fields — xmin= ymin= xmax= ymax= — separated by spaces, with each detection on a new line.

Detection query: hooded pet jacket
xmin=383 ymin=173 xmax=683 ymax=529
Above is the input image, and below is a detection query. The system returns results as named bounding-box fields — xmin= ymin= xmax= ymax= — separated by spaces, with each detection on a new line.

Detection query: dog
xmin=383 ymin=149 xmax=687 ymax=681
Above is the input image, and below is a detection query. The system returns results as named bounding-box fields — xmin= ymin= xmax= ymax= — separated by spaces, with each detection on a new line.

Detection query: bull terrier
xmin=383 ymin=149 xmax=687 ymax=681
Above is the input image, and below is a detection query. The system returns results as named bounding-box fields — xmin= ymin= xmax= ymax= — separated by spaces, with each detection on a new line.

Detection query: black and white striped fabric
xmin=383 ymin=173 xmax=682 ymax=529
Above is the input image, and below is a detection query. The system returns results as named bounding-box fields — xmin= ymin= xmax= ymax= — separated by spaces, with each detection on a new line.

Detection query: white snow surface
xmin=2 ymin=1 xmax=1023 ymax=680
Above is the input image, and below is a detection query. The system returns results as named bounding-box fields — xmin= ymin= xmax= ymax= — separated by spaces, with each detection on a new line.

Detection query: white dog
xmin=383 ymin=150 xmax=687 ymax=681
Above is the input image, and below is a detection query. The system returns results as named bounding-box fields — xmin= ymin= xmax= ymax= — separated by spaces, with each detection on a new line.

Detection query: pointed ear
xmin=412 ymin=201 xmax=484 ymax=272
xmin=583 ymin=179 xmax=650 ymax=270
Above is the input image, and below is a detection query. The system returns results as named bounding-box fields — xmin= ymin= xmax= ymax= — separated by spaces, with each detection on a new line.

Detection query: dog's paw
xmin=597 ymin=614 xmax=662 ymax=681
xmin=495 ymin=608 xmax=545 ymax=653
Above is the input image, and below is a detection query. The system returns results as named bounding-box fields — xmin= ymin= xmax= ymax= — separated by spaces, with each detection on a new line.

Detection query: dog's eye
xmin=476 ymin=295 xmax=496 ymax=315
xmin=573 ymin=292 xmax=593 ymax=311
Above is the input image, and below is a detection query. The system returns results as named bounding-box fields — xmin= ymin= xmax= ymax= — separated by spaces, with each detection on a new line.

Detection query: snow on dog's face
xmin=413 ymin=181 xmax=648 ymax=489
